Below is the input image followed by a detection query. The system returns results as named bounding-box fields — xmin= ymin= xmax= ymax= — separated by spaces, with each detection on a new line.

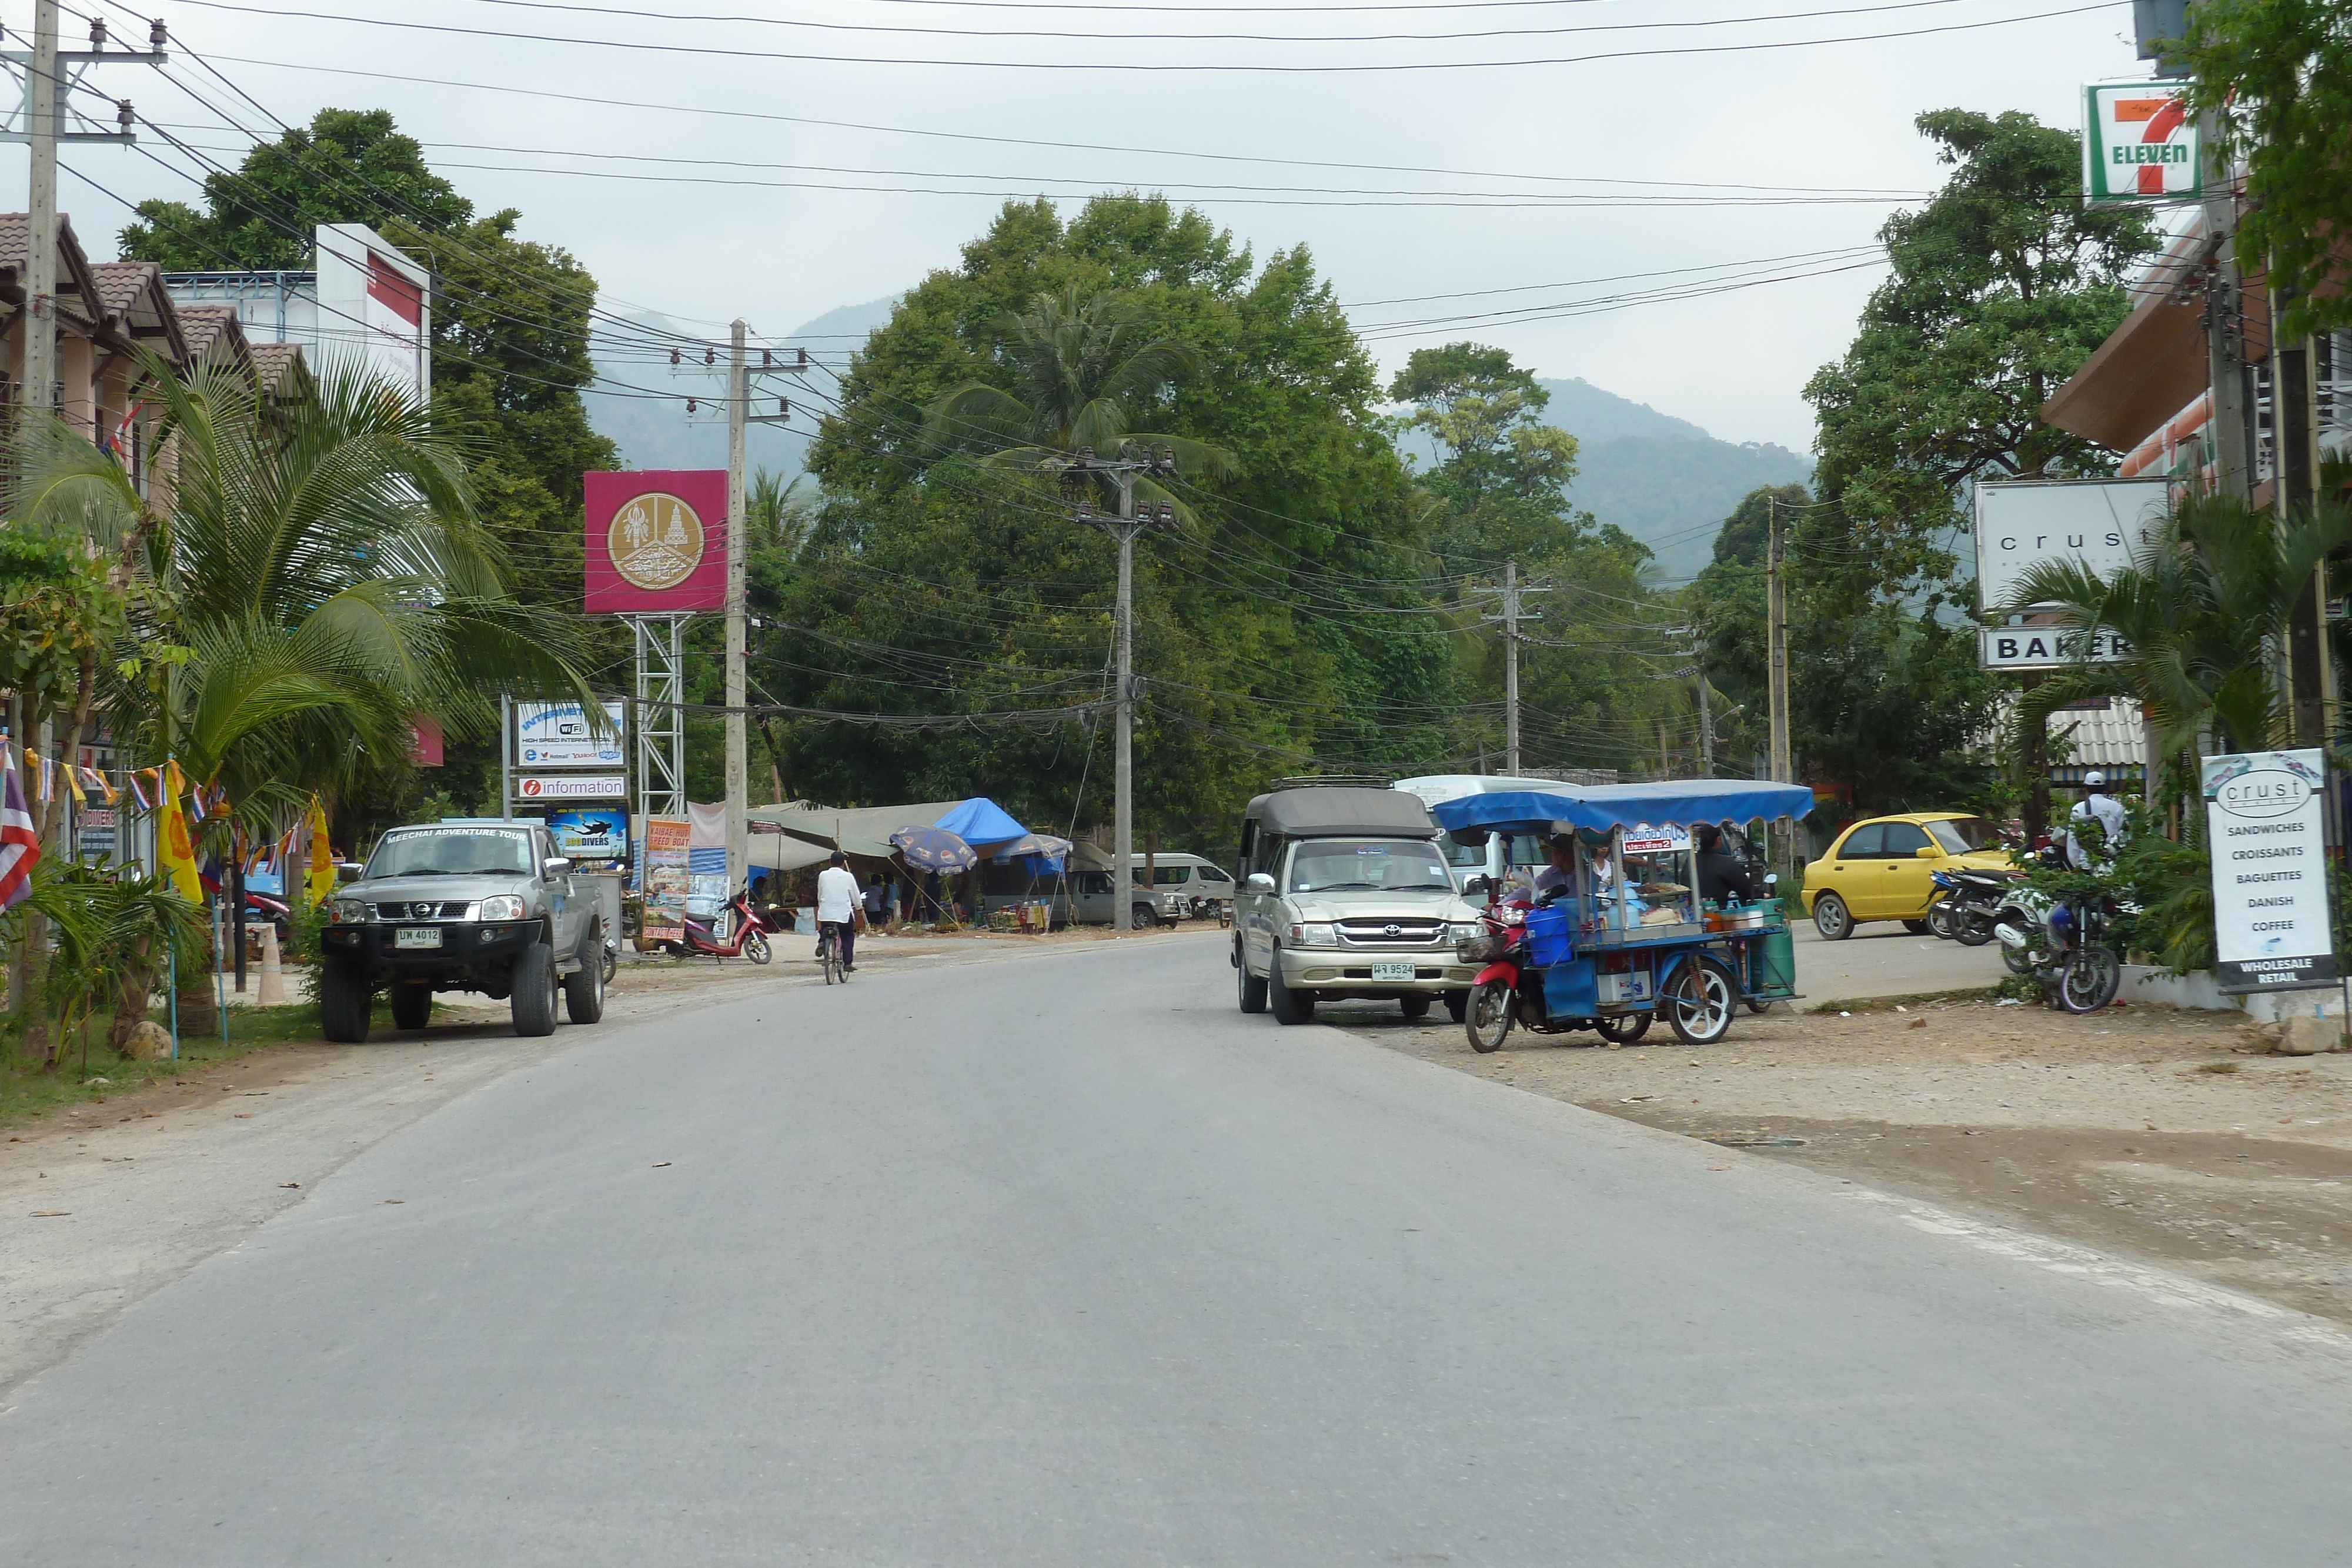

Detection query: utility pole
xmin=1 ymin=8 xmax=163 ymax=419
xmin=1480 ymin=564 xmax=1545 ymax=774
xmin=1765 ymin=497 xmax=1791 ymax=785
xmin=1679 ymin=623 xmax=1715 ymax=778
xmin=1063 ymin=446 xmax=1180 ymax=933
xmin=724 ymin=320 xmax=748 ymax=898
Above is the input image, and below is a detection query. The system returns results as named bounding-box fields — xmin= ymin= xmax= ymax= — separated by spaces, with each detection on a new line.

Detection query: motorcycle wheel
xmin=744 ymin=930 xmax=773 ymax=966
xmin=600 ymin=943 xmax=618 ymax=984
xmin=2058 ymin=945 xmax=2122 ymax=1014
xmin=1999 ymin=931 xmax=2037 ymax=977
xmin=1952 ymin=914 xmax=1994 ymax=948
xmin=1663 ymin=957 xmax=1738 ymax=1046
xmin=1466 ymin=979 xmax=1514 ymax=1054
xmin=1593 ymin=1012 xmax=1651 ymax=1045
xmin=1926 ymin=897 xmax=1958 ymax=940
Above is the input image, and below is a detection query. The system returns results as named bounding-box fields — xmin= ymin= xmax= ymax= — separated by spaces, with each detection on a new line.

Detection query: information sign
xmin=515 ymin=774 xmax=628 ymax=802
xmin=2203 ymin=750 xmax=2337 ymax=993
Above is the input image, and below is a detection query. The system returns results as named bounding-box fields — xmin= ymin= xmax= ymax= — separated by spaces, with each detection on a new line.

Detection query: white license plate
xmin=1371 ymin=960 xmax=1419 ymax=982
xmin=394 ymin=927 xmax=442 ymax=950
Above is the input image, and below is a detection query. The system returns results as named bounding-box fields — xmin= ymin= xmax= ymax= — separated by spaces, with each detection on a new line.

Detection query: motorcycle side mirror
xmin=1244 ymin=872 xmax=1276 ymax=894
xmin=1763 ymin=872 xmax=1779 ymax=888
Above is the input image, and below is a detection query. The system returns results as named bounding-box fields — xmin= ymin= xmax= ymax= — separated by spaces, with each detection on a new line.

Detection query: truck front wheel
xmin=511 ymin=941 xmax=559 ymax=1038
xmin=321 ymin=957 xmax=371 ymax=1044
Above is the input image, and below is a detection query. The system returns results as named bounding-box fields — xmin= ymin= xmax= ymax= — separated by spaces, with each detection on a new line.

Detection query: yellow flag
xmin=158 ymin=759 xmax=203 ymax=903
xmin=305 ymin=795 xmax=336 ymax=908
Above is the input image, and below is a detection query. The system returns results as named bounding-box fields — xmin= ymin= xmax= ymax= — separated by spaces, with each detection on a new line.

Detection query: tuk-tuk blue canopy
xmin=1429 ymin=779 xmax=1815 ymax=836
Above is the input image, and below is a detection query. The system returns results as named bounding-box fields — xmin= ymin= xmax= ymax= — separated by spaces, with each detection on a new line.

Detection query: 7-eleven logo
xmin=2086 ymin=82 xmax=2199 ymax=203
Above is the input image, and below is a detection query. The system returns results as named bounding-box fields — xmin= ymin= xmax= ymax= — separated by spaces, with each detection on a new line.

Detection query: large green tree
xmin=771 ymin=195 xmax=1452 ymax=844
xmin=1387 ymin=342 xmax=1681 ymax=774
xmin=1795 ymin=109 xmax=2160 ymax=813
xmin=2180 ymin=1 xmax=2352 ymax=339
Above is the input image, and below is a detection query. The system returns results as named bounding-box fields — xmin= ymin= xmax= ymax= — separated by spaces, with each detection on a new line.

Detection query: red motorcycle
xmin=1460 ymin=888 xmax=1648 ymax=1053
xmin=670 ymin=890 xmax=774 ymax=965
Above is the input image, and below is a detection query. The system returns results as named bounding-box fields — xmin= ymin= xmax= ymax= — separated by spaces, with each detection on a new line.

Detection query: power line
xmin=166 ymin=0 xmax=2122 ymax=73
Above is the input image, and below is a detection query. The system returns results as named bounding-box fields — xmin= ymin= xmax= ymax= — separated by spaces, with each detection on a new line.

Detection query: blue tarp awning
xmin=931 ymin=797 xmax=1029 ymax=851
xmin=1429 ymin=779 xmax=1816 ymax=835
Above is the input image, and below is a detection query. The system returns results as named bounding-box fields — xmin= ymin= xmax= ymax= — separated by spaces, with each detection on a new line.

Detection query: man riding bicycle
xmin=815 ymin=850 xmax=861 ymax=975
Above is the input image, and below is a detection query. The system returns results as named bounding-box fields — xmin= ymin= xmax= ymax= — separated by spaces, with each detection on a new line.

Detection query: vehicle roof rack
xmin=1268 ymin=774 xmax=1393 ymax=791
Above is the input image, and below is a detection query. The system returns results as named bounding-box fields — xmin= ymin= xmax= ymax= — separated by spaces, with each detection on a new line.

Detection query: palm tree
xmin=921 ymin=286 xmax=1230 ymax=509
xmin=11 ymin=350 xmax=599 ymax=1030
xmin=1999 ymin=489 xmax=2351 ymax=799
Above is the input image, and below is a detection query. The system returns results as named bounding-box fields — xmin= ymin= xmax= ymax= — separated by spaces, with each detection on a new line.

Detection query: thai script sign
xmin=2203 ymin=750 xmax=2337 ymax=993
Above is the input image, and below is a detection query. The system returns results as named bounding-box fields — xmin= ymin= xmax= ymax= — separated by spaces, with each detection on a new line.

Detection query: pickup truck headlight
xmin=328 ymin=897 xmax=369 ymax=925
xmin=476 ymin=894 xmax=526 ymax=922
xmin=1447 ymin=922 xmax=1482 ymax=942
xmin=1288 ymin=921 xmax=1337 ymax=947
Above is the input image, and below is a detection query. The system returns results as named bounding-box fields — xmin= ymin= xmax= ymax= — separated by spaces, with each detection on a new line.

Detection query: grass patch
xmin=1808 ymin=986 xmax=2000 ymax=1015
xmin=2196 ymin=1059 xmax=2243 ymax=1075
xmin=2 ymin=1001 xmax=325 ymax=1129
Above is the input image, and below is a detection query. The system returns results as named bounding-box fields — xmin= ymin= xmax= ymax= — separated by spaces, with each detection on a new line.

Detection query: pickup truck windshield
xmin=368 ymin=827 xmax=536 ymax=879
xmin=1288 ymin=840 xmax=1452 ymax=894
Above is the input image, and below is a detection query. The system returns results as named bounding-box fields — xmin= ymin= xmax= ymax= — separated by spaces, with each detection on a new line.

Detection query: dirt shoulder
xmin=1337 ymin=996 xmax=2352 ymax=1326
xmin=0 ymin=923 xmax=1222 ymax=1396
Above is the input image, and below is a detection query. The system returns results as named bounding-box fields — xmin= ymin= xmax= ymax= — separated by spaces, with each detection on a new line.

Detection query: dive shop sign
xmin=2203 ymin=750 xmax=2337 ymax=994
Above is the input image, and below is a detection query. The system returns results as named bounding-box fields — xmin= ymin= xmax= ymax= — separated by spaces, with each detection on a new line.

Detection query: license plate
xmin=394 ymin=927 xmax=442 ymax=950
xmin=1371 ymin=960 xmax=1418 ymax=982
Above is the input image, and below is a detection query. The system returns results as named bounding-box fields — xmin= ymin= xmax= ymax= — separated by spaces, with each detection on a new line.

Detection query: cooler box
xmin=1526 ymin=905 xmax=1576 ymax=966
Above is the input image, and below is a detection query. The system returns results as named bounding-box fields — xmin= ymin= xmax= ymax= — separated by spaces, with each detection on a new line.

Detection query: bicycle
xmin=817 ymin=921 xmax=848 ymax=985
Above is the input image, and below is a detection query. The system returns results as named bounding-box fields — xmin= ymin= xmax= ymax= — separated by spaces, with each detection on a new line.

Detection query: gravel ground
xmin=1334 ymin=994 xmax=2352 ymax=1325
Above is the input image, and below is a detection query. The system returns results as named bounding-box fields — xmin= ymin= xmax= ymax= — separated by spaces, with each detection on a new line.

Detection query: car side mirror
xmin=1915 ymin=845 xmax=1938 ymax=860
xmin=1244 ymin=872 xmax=1276 ymax=895
xmin=1462 ymin=874 xmax=1492 ymax=897
xmin=543 ymin=856 xmax=573 ymax=878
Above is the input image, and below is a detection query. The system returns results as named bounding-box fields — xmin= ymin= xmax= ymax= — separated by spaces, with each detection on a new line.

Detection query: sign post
xmin=2203 ymin=750 xmax=2337 ymax=994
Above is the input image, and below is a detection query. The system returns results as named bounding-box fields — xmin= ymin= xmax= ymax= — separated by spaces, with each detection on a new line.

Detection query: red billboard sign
xmin=583 ymin=470 xmax=728 ymax=613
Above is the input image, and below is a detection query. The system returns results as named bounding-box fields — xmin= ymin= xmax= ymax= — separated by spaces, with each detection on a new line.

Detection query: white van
xmin=1392 ymin=775 xmax=1565 ymax=893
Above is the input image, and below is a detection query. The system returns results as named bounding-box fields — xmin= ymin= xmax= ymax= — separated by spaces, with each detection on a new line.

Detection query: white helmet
xmin=2083 ymin=770 xmax=2107 ymax=788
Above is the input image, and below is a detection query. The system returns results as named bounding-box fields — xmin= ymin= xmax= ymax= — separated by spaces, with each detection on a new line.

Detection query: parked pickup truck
xmin=319 ymin=819 xmax=605 ymax=1042
xmin=1232 ymin=785 xmax=1484 ymax=1025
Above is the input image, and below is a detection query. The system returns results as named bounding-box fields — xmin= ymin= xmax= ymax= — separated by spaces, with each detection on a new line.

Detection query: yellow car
xmin=1802 ymin=813 xmax=2012 ymax=940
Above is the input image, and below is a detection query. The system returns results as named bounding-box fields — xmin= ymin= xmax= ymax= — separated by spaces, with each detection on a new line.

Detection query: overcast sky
xmin=11 ymin=0 xmax=2151 ymax=450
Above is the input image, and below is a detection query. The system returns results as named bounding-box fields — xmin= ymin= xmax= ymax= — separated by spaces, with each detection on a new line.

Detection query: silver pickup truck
xmin=1232 ymin=786 xmax=1483 ymax=1025
xmin=318 ymin=819 xmax=605 ymax=1042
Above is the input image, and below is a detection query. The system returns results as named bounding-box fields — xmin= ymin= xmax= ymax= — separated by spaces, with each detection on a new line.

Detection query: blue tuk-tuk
xmin=1429 ymin=778 xmax=1812 ymax=1049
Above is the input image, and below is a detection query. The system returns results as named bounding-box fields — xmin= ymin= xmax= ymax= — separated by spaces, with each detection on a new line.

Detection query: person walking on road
xmin=2066 ymin=771 xmax=2127 ymax=870
xmin=817 ymin=851 xmax=861 ymax=974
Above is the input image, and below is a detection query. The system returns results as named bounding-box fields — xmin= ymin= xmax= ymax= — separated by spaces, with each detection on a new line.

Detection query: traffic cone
xmin=258 ymin=922 xmax=288 ymax=1008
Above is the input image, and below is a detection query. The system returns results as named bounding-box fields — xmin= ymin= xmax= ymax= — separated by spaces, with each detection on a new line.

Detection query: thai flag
xmin=0 ymin=738 xmax=39 ymax=912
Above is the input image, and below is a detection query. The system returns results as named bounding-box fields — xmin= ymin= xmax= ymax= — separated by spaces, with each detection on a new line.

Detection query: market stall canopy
xmin=749 ymin=835 xmax=845 ymax=875
xmin=1429 ymin=779 xmax=1815 ymax=836
xmin=752 ymin=800 xmax=966 ymax=855
xmin=931 ymin=797 xmax=1028 ymax=853
xmin=890 ymin=826 xmax=978 ymax=872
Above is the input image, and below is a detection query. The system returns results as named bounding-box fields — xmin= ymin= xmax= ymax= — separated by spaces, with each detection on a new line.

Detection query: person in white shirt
xmin=815 ymin=851 xmax=862 ymax=973
xmin=2065 ymin=771 xmax=2127 ymax=870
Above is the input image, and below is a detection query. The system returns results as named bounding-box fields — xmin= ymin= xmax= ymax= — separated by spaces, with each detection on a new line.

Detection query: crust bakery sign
xmin=583 ymin=470 xmax=727 ymax=613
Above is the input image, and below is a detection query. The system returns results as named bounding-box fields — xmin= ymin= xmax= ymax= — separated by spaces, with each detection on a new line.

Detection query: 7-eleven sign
xmin=2084 ymin=81 xmax=2201 ymax=203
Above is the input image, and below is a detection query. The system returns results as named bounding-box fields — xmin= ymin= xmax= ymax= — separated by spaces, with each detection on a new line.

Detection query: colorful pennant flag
xmin=0 ymin=738 xmax=38 ymax=912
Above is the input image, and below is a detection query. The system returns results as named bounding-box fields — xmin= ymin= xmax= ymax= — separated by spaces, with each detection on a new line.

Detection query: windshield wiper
xmin=1302 ymin=881 xmax=1379 ymax=891
xmin=384 ymin=868 xmax=459 ymax=878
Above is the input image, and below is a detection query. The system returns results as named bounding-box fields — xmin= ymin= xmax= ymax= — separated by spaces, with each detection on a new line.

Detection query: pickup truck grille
xmin=1336 ymin=918 xmax=1446 ymax=947
xmin=372 ymin=900 xmax=472 ymax=921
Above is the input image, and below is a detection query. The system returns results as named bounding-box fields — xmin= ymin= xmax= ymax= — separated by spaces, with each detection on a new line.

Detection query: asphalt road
xmin=1792 ymin=916 xmax=2007 ymax=1005
xmin=8 ymin=936 xmax=2352 ymax=1566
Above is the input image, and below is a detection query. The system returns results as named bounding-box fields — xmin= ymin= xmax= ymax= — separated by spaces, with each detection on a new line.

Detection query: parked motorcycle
xmin=600 ymin=930 xmax=619 ymax=985
xmin=1927 ymin=865 xmax=2012 ymax=947
xmin=1992 ymin=847 xmax=2121 ymax=1013
xmin=668 ymin=890 xmax=774 ymax=965
xmin=1459 ymin=891 xmax=1649 ymax=1053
